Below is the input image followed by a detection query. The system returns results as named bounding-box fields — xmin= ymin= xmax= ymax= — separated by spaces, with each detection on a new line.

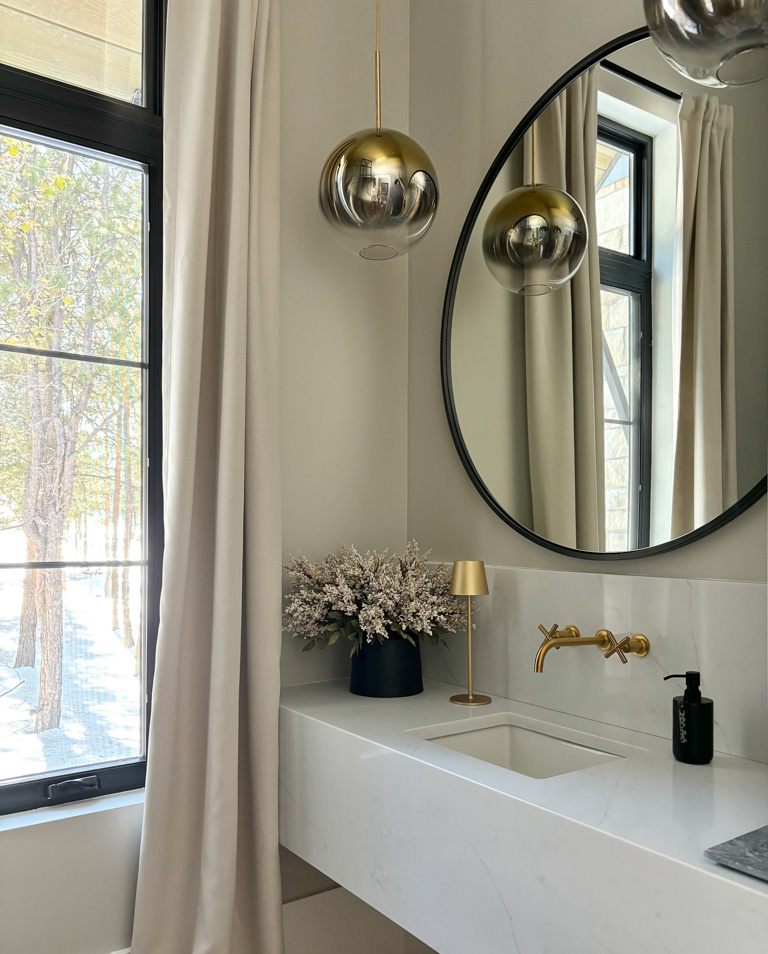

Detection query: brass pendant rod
xmin=531 ymin=120 xmax=537 ymax=187
xmin=466 ymin=595 xmax=473 ymax=700
xmin=375 ymin=0 xmax=382 ymax=133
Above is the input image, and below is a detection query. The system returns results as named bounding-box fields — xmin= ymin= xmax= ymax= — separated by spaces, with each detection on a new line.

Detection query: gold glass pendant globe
xmin=319 ymin=127 xmax=439 ymax=260
xmin=644 ymin=0 xmax=768 ymax=87
xmin=482 ymin=184 xmax=589 ymax=296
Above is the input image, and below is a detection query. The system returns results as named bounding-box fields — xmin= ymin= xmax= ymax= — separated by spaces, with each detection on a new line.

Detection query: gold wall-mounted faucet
xmin=534 ymin=624 xmax=650 ymax=673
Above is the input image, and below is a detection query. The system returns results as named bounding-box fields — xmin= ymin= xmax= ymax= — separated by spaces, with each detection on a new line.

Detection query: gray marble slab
xmin=705 ymin=826 xmax=768 ymax=883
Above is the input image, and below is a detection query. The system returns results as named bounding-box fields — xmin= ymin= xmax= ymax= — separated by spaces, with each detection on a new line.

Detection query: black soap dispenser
xmin=663 ymin=671 xmax=713 ymax=764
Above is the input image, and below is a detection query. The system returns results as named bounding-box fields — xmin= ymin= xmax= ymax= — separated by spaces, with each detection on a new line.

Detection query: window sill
xmin=0 ymin=787 xmax=144 ymax=833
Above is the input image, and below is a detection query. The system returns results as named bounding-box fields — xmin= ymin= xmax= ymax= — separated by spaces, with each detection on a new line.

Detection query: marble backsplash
xmin=422 ymin=565 xmax=768 ymax=764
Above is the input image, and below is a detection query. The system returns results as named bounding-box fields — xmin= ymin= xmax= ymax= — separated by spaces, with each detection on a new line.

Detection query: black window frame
xmin=0 ymin=1 xmax=165 ymax=815
xmin=597 ymin=116 xmax=653 ymax=551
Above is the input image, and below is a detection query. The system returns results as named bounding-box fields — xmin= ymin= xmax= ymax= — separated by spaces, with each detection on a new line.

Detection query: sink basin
xmin=408 ymin=713 xmax=636 ymax=779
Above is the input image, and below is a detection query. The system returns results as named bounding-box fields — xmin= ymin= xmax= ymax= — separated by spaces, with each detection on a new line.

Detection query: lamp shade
xmin=449 ymin=560 xmax=489 ymax=596
xmin=482 ymin=184 xmax=588 ymax=296
xmin=319 ymin=127 xmax=439 ymax=260
xmin=644 ymin=0 xmax=768 ymax=87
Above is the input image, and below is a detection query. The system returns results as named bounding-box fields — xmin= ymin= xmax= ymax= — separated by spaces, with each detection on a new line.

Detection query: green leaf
xmin=328 ymin=631 xmax=339 ymax=645
xmin=302 ymin=639 xmax=316 ymax=653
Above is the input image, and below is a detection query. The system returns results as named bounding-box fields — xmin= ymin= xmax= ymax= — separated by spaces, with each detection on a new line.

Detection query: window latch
xmin=45 ymin=775 xmax=101 ymax=800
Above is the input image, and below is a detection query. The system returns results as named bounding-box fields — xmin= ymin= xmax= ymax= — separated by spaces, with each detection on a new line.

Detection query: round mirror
xmin=442 ymin=28 xmax=767 ymax=560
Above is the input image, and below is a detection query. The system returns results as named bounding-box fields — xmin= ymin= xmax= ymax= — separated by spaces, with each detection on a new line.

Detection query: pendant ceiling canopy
xmin=644 ymin=0 xmax=768 ymax=87
xmin=318 ymin=0 xmax=439 ymax=260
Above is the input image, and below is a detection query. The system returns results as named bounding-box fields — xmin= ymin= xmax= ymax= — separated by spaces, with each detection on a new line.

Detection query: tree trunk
xmin=15 ymin=551 xmax=37 ymax=669
xmin=35 ymin=569 xmax=64 ymax=733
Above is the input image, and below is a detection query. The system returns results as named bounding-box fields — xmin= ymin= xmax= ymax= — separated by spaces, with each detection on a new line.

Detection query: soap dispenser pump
xmin=663 ymin=671 xmax=713 ymax=764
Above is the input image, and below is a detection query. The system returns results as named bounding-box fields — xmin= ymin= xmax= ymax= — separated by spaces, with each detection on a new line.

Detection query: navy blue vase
xmin=349 ymin=633 xmax=423 ymax=697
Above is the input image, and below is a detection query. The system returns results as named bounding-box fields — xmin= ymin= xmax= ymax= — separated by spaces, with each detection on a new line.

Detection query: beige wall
xmin=407 ymin=0 xmax=767 ymax=582
xmin=280 ymin=0 xmax=411 ymax=687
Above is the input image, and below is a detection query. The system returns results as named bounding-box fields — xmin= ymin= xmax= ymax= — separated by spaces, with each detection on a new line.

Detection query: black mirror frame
xmin=440 ymin=26 xmax=766 ymax=562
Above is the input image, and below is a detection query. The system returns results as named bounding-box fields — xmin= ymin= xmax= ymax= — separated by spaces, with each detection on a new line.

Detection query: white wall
xmin=407 ymin=0 xmax=767 ymax=583
xmin=0 ymin=795 xmax=143 ymax=954
xmin=280 ymin=0 xmax=411 ymax=688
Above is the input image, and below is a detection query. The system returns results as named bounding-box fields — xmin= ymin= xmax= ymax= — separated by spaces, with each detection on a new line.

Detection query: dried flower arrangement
xmin=283 ymin=542 xmax=470 ymax=656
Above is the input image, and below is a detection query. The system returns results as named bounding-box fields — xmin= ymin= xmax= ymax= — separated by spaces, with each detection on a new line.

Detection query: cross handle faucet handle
xmin=538 ymin=623 xmax=559 ymax=641
xmin=599 ymin=628 xmax=628 ymax=664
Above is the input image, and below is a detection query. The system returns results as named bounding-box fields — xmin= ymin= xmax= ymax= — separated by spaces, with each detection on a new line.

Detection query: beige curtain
xmin=130 ymin=0 xmax=284 ymax=951
xmin=671 ymin=94 xmax=736 ymax=537
xmin=522 ymin=67 xmax=604 ymax=551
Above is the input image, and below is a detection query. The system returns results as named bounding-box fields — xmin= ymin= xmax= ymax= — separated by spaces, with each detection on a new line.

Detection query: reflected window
xmin=595 ymin=140 xmax=634 ymax=255
xmin=596 ymin=119 xmax=652 ymax=550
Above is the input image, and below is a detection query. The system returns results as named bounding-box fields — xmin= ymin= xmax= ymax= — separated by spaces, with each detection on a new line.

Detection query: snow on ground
xmin=0 ymin=568 xmax=143 ymax=783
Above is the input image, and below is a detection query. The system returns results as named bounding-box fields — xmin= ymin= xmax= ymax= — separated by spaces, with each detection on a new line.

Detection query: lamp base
xmin=450 ymin=693 xmax=492 ymax=706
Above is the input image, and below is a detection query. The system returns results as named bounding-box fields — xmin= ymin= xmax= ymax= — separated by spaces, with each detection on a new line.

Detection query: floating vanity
xmin=279 ymin=679 xmax=768 ymax=954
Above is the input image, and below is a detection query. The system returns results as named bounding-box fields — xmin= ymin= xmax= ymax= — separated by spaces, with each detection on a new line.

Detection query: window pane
xmin=0 ymin=354 xmax=144 ymax=564
xmin=595 ymin=140 xmax=633 ymax=254
xmin=0 ymin=1 xmax=143 ymax=103
xmin=0 ymin=129 xmax=144 ymax=362
xmin=601 ymin=287 xmax=637 ymax=552
xmin=0 ymin=566 xmax=143 ymax=782
xmin=601 ymin=288 xmax=631 ymax=417
xmin=604 ymin=424 xmax=631 ymax=552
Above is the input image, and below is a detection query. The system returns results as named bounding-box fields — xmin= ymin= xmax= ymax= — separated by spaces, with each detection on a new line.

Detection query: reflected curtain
xmin=522 ymin=67 xmax=605 ymax=551
xmin=671 ymin=94 xmax=736 ymax=537
xmin=130 ymin=0 xmax=284 ymax=951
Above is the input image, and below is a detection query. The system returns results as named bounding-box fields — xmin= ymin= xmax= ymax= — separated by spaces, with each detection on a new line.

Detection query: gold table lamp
xmin=449 ymin=560 xmax=491 ymax=706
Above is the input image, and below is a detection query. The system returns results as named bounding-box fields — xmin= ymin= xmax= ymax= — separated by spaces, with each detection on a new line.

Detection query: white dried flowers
xmin=283 ymin=542 xmax=471 ymax=656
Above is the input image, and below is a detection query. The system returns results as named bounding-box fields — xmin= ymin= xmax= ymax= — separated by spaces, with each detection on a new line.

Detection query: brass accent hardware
xmin=375 ymin=0 xmax=382 ymax=132
xmin=450 ymin=561 xmax=491 ymax=706
xmin=534 ymin=624 xmax=651 ymax=673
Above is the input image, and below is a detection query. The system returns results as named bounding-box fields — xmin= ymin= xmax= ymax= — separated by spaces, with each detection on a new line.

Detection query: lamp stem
xmin=375 ymin=0 xmax=382 ymax=133
xmin=531 ymin=120 xmax=537 ymax=187
xmin=466 ymin=595 xmax=473 ymax=700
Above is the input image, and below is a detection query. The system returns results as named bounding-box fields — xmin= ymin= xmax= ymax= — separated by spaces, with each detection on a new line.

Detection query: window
xmin=595 ymin=118 xmax=652 ymax=552
xmin=0 ymin=3 xmax=163 ymax=814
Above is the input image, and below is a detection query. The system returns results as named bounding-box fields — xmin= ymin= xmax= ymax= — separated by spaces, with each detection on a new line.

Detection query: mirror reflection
xmin=449 ymin=36 xmax=767 ymax=554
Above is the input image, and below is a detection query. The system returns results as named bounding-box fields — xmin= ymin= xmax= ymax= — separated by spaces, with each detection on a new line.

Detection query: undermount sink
xmin=408 ymin=713 xmax=635 ymax=779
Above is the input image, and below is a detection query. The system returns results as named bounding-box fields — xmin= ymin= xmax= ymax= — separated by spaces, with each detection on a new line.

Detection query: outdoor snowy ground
xmin=0 ymin=568 xmax=143 ymax=783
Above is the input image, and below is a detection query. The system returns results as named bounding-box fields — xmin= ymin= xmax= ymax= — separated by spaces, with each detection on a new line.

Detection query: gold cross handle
xmin=599 ymin=629 xmax=628 ymax=664
xmin=601 ymin=631 xmax=651 ymax=663
xmin=538 ymin=623 xmax=559 ymax=641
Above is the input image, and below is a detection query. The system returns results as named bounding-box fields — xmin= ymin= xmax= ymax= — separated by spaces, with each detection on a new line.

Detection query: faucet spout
xmin=534 ymin=633 xmax=609 ymax=673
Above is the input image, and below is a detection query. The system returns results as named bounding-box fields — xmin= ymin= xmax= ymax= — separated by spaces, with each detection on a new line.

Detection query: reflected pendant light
xmin=644 ymin=0 xmax=768 ymax=87
xmin=318 ymin=0 xmax=439 ymax=260
xmin=482 ymin=122 xmax=588 ymax=296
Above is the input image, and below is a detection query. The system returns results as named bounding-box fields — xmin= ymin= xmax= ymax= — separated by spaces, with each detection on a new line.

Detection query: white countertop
xmin=281 ymin=678 xmax=768 ymax=897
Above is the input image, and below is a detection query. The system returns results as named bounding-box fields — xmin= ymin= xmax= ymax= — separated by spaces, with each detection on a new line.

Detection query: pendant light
xmin=644 ymin=0 xmax=768 ymax=87
xmin=318 ymin=0 xmax=439 ymax=260
xmin=482 ymin=123 xmax=588 ymax=296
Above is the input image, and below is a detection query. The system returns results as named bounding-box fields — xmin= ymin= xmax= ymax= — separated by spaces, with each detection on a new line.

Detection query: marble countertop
xmin=280 ymin=678 xmax=768 ymax=896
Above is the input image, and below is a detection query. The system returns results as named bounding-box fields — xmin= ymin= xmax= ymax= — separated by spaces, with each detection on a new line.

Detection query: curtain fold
xmin=671 ymin=94 xmax=736 ymax=538
xmin=130 ymin=0 xmax=284 ymax=951
xmin=522 ymin=67 xmax=605 ymax=551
